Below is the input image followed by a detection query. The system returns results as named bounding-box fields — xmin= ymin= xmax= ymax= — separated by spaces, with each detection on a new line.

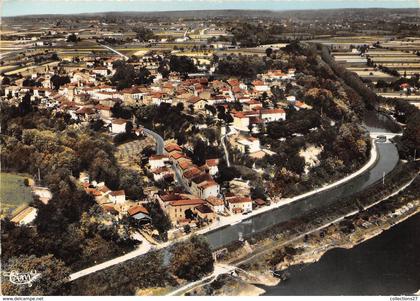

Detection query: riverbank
xmin=206 ymin=175 xmax=419 ymax=296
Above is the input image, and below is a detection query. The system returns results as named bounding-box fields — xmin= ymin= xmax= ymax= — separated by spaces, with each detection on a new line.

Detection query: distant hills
xmin=5 ymin=8 xmax=418 ymax=19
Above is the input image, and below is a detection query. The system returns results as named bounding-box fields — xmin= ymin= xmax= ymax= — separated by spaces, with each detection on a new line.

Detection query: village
xmin=1 ymin=38 xmax=315 ymax=245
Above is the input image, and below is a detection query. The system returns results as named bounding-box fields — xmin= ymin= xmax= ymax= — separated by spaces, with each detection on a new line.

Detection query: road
xmin=142 ymin=127 xmax=191 ymax=192
xmin=166 ymin=263 xmax=235 ymax=296
xmin=142 ymin=128 xmax=164 ymax=155
xmin=99 ymin=44 xmax=129 ymax=60
xmin=220 ymin=125 xmax=231 ymax=167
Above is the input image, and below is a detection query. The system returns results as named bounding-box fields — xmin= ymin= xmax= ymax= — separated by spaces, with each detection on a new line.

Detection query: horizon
xmin=2 ymin=0 xmax=419 ymax=17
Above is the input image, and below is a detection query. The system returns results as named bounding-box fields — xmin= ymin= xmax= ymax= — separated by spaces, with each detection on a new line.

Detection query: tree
xmin=111 ymin=61 xmax=136 ymax=90
xmin=170 ymin=236 xmax=214 ymax=281
xmin=216 ymin=55 xmax=266 ymax=79
xmin=134 ymin=67 xmax=154 ymax=85
xmin=183 ymin=224 xmax=191 ymax=234
xmin=265 ymin=47 xmax=273 ymax=57
xmin=169 ymin=55 xmax=197 ymax=74
xmin=2 ymin=76 xmax=11 ymax=85
xmin=134 ymin=27 xmax=155 ymax=42
xmin=188 ymin=104 xmax=194 ymax=114
xmin=144 ymin=202 xmax=172 ymax=240
xmin=119 ymin=168 xmax=144 ymax=200
xmin=1 ymin=254 xmax=71 ymax=295
xmin=125 ymin=121 xmax=133 ymax=134
xmin=66 ymin=33 xmax=78 ymax=43
xmin=205 ymin=104 xmax=216 ymax=116
xmin=50 ymin=74 xmax=70 ymax=90
xmin=18 ymin=93 xmax=33 ymax=116
xmin=176 ymin=102 xmax=184 ymax=112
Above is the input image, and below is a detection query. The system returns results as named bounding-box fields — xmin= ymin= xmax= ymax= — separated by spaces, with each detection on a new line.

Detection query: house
xmin=111 ymin=119 xmax=127 ymax=134
xmin=196 ymin=180 xmax=220 ymax=199
xmin=233 ymin=112 xmax=250 ymax=131
xmin=11 ymin=207 xmax=38 ymax=225
xmin=167 ymin=198 xmax=205 ymax=224
xmin=188 ymin=96 xmax=207 ymax=111
xmin=190 ymin=173 xmax=213 ymax=195
xmin=76 ymin=106 xmax=97 ymax=121
xmin=149 ymin=155 xmax=169 ymax=170
xmin=206 ymin=196 xmax=225 ymax=214
xmin=128 ymin=205 xmax=151 ymax=223
xmin=252 ymin=80 xmax=270 ymax=92
xmin=243 ymin=99 xmax=262 ymax=111
xmin=260 ymin=108 xmax=286 ymax=122
xmin=102 ymin=204 xmax=120 ymax=216
xmin=254 ymin=198 xmax=267 ymax=208
xmin=204 ymin=159 xmax=219 ymax=176
xmin=177 ymin=158 xmax=194 ymax=174
xmin=232 ymin=111 xmax=260 ymax=132
xmin=79 ymin=171 xmax=90 ymax=183
xmin=95 ymin=104 xmax=112 ymax=119
xmin=182 ymin=167 xmax=203 ymax=183
xmin=155 ymin=192 xmax=191 ymax=211
xmin=122 ymin=87 xmax=145 ymax=105
xmin=109 ymin=190 xmax=126 ymax=204
xmin=151 ymin=167 xmax=173 ymax=182
xmin=169 ymin=151 xmax=187 ymax=162
xmin=195 ymin=204 xmax=215 ymax=222
xmin=164 ymin=143 xmax=182 ymax=153
xmin=262 ymin=70 xmax=287 ymax=81
xmin=226 ymin=197 xmax=253 ymax=214
xmin=236 ymin=136 xmax=261 ymax=154
xmin=32 ymin=186 xmax=52 ymax=204
xmin=286 ymin=95 xmax=296 ymax=102
xmin=93 ymin=67 xmax=109 ymax=77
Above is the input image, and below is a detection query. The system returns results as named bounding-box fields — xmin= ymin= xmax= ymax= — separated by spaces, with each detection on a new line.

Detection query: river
xmin=261 ymin=213 xmax=420 ymax=295
xmin=205 ymin=142 xmax=399 ymax=250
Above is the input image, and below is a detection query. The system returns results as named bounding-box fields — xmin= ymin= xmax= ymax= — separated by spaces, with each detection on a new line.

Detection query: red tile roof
xmin=227 ymin=197 xmax=252 ymax=204
xmin=128 ymin=205 xmax=149 ymax=216
xmin=260 ymin=108 xmax=285 ymax=114
xmin=110 ymin=190 xmax=125 ymax=196
xmin=165 ymin=144 xmax=182 ymax=152
xmin=112 ymin=118 xmax=127 ymax=125
xmin=206 ymin=196 xmax=224 ymax=206
xmin=169 ymin=199 xmax=205 ymax=207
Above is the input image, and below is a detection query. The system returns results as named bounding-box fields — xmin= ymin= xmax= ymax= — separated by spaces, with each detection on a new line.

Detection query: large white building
xmin=226 ymin=197 xmax=253 ymax=214
xmin=260 ymin=109 xmax=286 ymax=122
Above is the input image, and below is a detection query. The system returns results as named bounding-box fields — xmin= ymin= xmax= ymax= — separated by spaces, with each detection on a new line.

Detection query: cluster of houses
xmin=146 ymin=142 xmax=221 ymax=225
xmin=3 ymin=52 xmax=312 ymax=232
xmin=3 ymin=54 xmax=300 ymax=129
xmin=146 ymin=140 xmax=263 ymax=226
xmin=78 ymin=171 xmax=151 ymax=224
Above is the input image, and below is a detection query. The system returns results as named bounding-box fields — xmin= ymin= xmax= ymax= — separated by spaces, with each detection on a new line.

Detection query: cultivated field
xmin=0 ymin=173 xmax=33 ymax=216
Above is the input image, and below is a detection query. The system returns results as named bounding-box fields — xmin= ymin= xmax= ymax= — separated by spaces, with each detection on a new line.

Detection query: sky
xmin=2 ymin=0 xmax=419 ymax=17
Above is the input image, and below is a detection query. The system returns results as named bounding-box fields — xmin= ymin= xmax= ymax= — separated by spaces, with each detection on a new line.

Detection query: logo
xmin=3 ymin=270 xmax=41 ymax=287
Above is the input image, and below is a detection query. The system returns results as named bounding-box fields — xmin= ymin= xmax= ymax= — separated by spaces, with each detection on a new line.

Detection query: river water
xmin=261 ymin=213 xmax=420 ymax=295
xmin=205 ymin=142 xmax=399 ymax=250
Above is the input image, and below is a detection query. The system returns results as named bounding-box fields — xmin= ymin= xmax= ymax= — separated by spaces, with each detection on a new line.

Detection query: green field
xmin=0 ymin=173 xmax=33 ymax=216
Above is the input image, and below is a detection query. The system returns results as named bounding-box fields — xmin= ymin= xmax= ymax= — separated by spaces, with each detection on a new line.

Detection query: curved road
xmin=143 ymin=127 xmax=191 ymax=192
xmin=143 ymin=128 xmax=164 ymax=155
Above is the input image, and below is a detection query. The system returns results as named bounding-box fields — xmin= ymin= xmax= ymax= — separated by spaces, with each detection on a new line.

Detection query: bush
xmin=170 ymin=236 xmax=214 ymax=281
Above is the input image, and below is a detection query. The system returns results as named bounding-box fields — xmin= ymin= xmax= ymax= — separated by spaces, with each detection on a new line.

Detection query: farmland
xmin=0 ymin=173 xmax=33 ymax=216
